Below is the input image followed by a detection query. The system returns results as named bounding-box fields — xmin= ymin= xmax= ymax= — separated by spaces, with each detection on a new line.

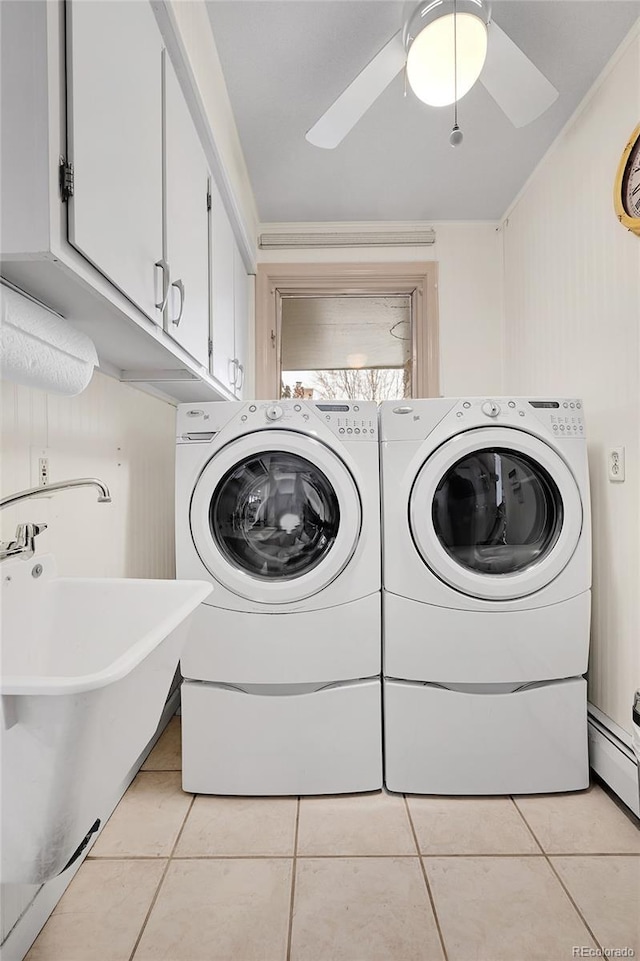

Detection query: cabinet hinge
xmin=206 ymin=192 xmax=211 ymax=211
xmin=208 ymin=338 xmax=213 ymax=358
xmin=59 ymin=156 xmax=74 ymax=202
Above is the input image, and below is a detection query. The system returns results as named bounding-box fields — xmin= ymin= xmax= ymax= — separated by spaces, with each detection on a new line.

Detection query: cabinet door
xmin=233 ymin=244 xmax=250 ymax=399
xmin=66 ymin=1 xmax=163 ymax=322
xmin=164 ymin=54 xmax=210 ymax=367
xmin=209 ymin=184 xmax=236 ymax=393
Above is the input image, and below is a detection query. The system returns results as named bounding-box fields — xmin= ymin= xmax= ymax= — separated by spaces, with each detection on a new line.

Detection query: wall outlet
xmin=608 ymin=447 xmax=625 ymax=482
xmin=30 ymin=447 xmax=51 ymax=490
xmin=38 ymin=456 xmax=49 ymax=486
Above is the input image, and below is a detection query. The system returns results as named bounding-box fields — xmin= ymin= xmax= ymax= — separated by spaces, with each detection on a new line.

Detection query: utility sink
xmin=1 ymin=554 xmax=211 ymax=883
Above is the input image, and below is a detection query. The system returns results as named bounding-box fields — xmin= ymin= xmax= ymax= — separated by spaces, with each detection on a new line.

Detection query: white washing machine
xmin=176 ymin=400 xmax=382 ymax=795
xmin=380 ymin=397 xmax=591 ymax=795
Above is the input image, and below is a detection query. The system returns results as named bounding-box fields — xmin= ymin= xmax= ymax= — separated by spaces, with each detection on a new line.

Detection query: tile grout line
xmin=403 ymin=795 xmax=450 ymax=961
xmin=285 ymin=796 xmax=301 ymax=961
xmin=127 ymin=791 xmax=197 ymax=961
xmin=86 ymin=850 xmax=640 ymax=861
xmin=510 ymin=795 xmax=605 ymax=953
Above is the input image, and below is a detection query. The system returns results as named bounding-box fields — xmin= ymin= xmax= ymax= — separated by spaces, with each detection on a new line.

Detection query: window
xmin=256 ymin=263 xmax=439 ymax=400
xmin=280 ymin=295 xmax=411 ymax=402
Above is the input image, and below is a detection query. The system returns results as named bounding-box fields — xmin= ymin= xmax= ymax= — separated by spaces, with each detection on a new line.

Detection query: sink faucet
xmin=0 ymin=478 xmax=111 ymax=561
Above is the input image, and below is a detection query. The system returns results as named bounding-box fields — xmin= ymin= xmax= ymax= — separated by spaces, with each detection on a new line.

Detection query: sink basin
xmin=1 ymin=554 xmax=212 ymax=883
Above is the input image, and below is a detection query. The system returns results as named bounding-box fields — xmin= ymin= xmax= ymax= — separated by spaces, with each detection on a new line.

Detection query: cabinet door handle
xmin=154 ymin=259 xmax=170 ymax=312
xmin=170 ymin=279 xmax=185 ymax=326
xmin=228 ymin=358 xmax=238 ymax=387
xmin=236 ymin=363 xmax=244 ymax=391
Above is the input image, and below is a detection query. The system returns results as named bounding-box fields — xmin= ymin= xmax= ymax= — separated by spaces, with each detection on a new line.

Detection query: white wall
xmin=1 ymin=370 xmax=176 ymax=578
xmin=501 ymin=29 xmax=640 ymax=735
xmin=258 ymin=222 xmax=504 ymax=397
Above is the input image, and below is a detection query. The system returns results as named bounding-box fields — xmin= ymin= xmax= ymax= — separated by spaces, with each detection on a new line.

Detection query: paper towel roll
xmin=0 ymin=284 xmax=98 ymax=395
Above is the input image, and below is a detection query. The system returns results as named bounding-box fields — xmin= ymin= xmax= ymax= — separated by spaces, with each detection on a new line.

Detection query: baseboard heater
xmin=588 ymin=702 xmax=639 ymax=816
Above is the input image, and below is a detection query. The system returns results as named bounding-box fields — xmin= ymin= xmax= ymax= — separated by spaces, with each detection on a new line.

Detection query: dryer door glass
xmin=209 ymin=451 xmax=340 ymax=580
xmin=431 ymin=449 xmax=564 ymax=575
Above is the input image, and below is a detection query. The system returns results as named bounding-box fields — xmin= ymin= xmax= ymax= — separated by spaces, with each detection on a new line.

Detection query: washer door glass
xmin=190 ymin=430 xmax=362 ymax=604
xmin=409 ymin=427 xmax=583 ymax=600
xmin=210 ymin=451 xmax=340 ymax=580
xmin=432 ymin=449 xmax=563 ymax=575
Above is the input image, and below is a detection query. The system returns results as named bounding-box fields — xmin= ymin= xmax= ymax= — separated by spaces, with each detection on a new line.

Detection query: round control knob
xmin=265 ymin=404 xmax=283 ymax=421
xmin=481 ymin=401 xmax=501 ymax=418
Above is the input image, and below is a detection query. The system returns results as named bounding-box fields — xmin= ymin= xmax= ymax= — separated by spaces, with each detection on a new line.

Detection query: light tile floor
xmin=27 ymin=716 xmax=640 ymax=961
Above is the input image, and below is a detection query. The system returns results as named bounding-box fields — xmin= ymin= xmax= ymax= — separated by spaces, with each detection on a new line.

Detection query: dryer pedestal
xmin=383 ymin=677 xmax=589 ymax=795
xmin=182 ymin=677 xmax=382 ymax=795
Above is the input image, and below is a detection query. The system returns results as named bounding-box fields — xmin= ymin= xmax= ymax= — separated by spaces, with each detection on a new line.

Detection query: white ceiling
xmin=206 ymin=1 xmax=640 ymax=223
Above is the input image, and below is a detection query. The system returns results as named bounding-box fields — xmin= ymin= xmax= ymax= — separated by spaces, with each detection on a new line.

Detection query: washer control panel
xmin=315 ymin=403 xmax=377 ymax=438
xmin=176 ymin=400 xmax=378 ymax=442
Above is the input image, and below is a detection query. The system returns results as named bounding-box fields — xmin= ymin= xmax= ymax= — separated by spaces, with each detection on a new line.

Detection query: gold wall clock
xmin=614 ymin=123 xmax=640 ymax=236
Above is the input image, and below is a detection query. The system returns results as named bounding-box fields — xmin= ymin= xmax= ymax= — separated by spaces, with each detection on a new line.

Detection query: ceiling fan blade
xmin=306 ymin=31 xmax=406 ymax=149
xmin=480 ymin=20 xmax=559 ymax=128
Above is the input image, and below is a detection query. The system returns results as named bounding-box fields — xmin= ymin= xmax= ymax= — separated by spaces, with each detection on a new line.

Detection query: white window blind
xmin=281 ymin=296 xmax=411 ymax=370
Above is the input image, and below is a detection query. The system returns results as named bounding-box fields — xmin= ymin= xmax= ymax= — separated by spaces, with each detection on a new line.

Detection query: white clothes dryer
xmin=380 ymin=397 xmax=591 ymax=795
xmin=176 ymin=400 xmax=382 ymax=795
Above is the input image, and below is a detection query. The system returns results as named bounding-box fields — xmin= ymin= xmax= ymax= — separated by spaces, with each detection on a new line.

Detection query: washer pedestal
xmin=383 ymin=677 xmax=588 ymax=795
xmin=182 ymin=677 xmax=382 ymax=796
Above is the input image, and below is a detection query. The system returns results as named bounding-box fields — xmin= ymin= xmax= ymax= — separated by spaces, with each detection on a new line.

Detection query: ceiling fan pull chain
xmin=450 ymin=0 xmax=464 ymax=147
xmin=454 ymin=0 xmax=458 ymax=106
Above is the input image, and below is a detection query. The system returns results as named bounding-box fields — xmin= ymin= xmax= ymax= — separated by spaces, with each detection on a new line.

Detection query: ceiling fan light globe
xmin=406 ymin=12 xmax=487 ymax=107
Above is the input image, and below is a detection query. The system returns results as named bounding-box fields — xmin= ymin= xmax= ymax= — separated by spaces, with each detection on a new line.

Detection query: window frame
xmin=255 ymin=262 xmax=439 ymax=399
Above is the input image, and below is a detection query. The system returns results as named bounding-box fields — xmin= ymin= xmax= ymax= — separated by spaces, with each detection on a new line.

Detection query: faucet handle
xmin=14 ymin=522 xmax=47 ymax=552
xmin=0 ymin=522 xmax=47 ymax=561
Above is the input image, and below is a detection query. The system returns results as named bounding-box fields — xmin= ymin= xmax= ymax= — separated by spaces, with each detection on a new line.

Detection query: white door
xmin=409 ymin=427 xmax=583 ymax=600
xmin=66 ymin=1 xmax=163 ymax=322
xmin=233 ymin=243 xmax=249 ymax=398
xmin=190 ymin=431 xmax=362 ymax=604
xmin=163 ymin=53 xmax=210 ymax=366
xmin=209 ymin=184 xmax=236 ymax=392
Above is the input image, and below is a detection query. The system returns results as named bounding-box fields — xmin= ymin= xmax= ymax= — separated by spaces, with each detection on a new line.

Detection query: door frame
xmin=255 ymin=262 xmax=439 ymax=399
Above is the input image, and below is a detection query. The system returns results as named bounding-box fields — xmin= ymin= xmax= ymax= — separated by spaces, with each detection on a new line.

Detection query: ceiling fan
xmin=306 ymin=0 xmax=559 ymax=149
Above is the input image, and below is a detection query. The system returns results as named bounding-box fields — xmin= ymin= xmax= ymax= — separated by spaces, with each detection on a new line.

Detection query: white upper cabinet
xmin=233 ymin=243 xmax=250 ymax=399
xmin=0 ymin=0 xmax=254 ymax=403
xmin=163 ymin=53 xmax=210 ymax=368
xmin=209 ymin=181 xmax=236 ymax=393
xmin=209 ymin=178 xmax=252 ymax=399
xmin=66 ymin=1 xmax=163 ymax=322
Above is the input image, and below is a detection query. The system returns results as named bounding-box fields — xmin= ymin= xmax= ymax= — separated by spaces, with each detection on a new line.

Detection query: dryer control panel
xmin=531 ymin=399 xmax=585 ymax=437
xmin=450 ymin=398 xmax=585 ymax=439
xmin=379 ymin=398 xmax=586 ymax=443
